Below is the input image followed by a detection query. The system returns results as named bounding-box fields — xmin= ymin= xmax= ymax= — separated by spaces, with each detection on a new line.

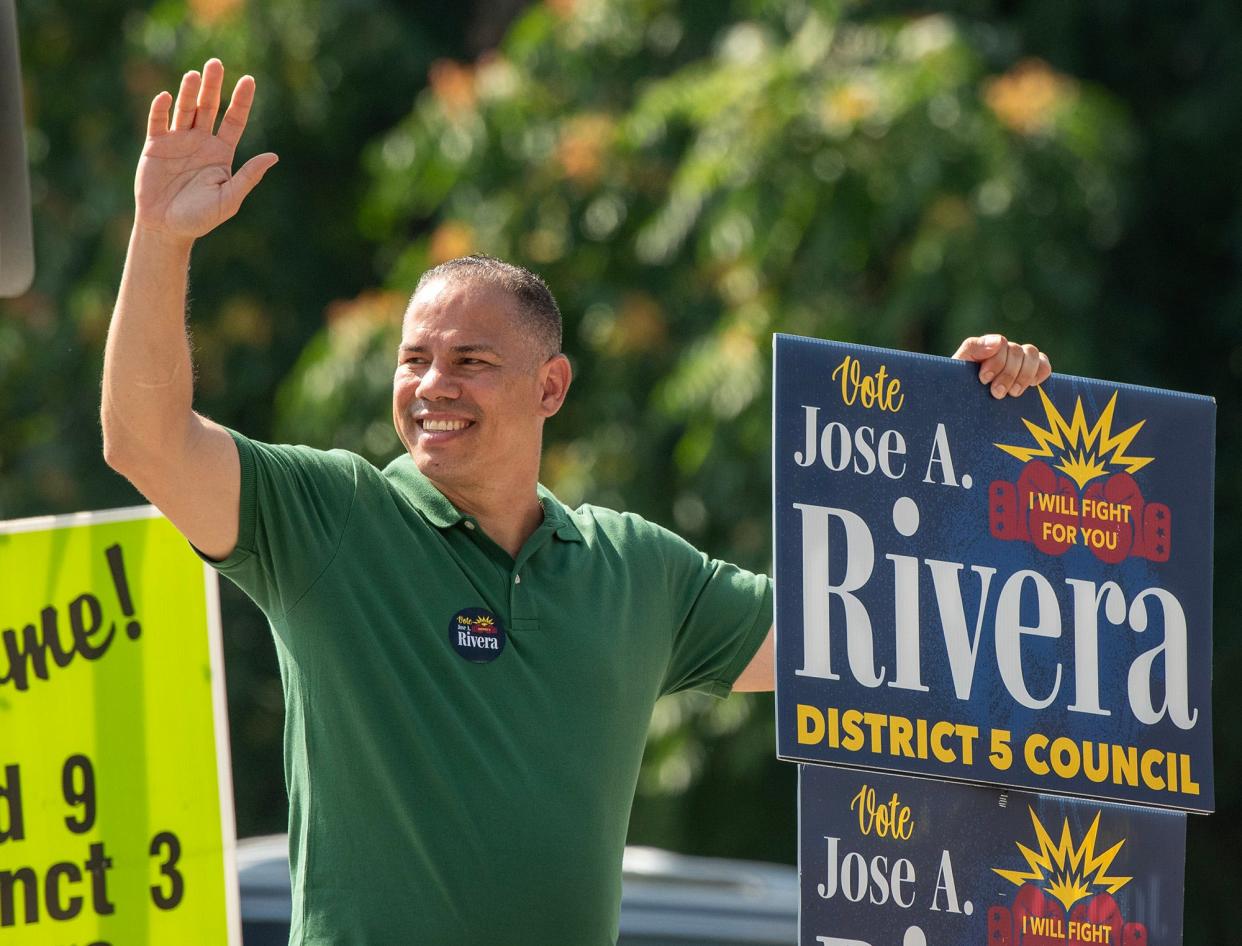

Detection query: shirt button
xmin=464 ymin=521 xmax=476 ymax=530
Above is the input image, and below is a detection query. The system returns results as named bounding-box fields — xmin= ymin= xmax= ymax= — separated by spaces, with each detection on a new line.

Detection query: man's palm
xmin=135 ymin=59 xmax=277 ymax=241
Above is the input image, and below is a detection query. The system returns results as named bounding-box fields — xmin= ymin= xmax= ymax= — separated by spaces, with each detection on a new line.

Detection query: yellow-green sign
xmin=0 ymin=506 xmax=238 ymax=945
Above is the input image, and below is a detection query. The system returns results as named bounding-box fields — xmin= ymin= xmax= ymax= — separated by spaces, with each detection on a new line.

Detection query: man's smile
xmin=413 ymin=413 xmax=477 ymax=444
xmin=420 ymin=418 xmax=473 ymax=432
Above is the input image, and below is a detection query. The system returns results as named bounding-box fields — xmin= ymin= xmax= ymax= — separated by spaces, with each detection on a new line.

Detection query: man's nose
xmin=415 ymin=362 xmax=458 ymax=400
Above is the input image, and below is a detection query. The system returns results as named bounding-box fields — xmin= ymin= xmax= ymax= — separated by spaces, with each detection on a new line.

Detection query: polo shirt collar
xmin=382 ymin=454 xmax=464 ymax=527
xmin=537 ymin=483 xmax=584 ymax=543
xmin=383 ymin=454 xmax=583 ymax=542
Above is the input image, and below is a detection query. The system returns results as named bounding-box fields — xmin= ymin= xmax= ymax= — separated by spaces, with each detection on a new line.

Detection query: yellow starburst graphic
xmin=995 ymin=389 xmax=1153 ymax=489
xmin=993 ymin=807 xmax=1132 ymax=913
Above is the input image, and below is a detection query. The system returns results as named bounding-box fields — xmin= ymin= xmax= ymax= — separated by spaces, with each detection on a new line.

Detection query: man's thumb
xmin=952 ymin=333 xmax=1005 ymax=362
xmin=226 ymin=152 xmax=279 ymax=209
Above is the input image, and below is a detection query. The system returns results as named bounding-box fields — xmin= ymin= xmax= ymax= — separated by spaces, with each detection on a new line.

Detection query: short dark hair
xmin=414 ymin=255 xmax=562 ymax=360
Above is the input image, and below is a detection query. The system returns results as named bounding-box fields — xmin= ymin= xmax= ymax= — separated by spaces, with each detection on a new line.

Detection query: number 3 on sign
xmin=149 ymin=830 xmax=184 ymax=909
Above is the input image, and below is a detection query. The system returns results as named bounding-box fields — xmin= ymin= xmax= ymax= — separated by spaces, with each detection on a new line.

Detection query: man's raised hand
xmin=135 ymin=59 xmax=277 ymax=242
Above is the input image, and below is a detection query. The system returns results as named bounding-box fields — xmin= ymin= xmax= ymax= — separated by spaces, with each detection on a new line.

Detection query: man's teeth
xmin=422 ymin=419 xmax=470 ymax=432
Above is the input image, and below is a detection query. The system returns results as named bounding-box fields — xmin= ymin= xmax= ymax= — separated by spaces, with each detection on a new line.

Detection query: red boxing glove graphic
xmin=1121 ymin=921 xmax=1150 ymax=946
xmin=1015 ymin=462 xmax=1055 ymax=544
xmin=1011 ymin=883 xmax=1067 ymax=946
xmin=1082 ymin=474 xmax=1138 ymax=564
xmin=990 ymin=480 xmax=1021 ymax=543
xmin=1106 ymin=472 xmax=1145 ymax=559
xmin=991 ymin=461 xmax=1076 ymax=549
xmin=1069 ymin=892 xmax=1123 ymax=946
xmin=1021 ymin=462 xmax=1078 ymax=556
xmin=987 ymin=904 xmax=1015 ymax=946
xmin=990 ymin=463 xmax=1169 ymax=564
xmin=1141 ymin=503 xmax=1172 ymax=562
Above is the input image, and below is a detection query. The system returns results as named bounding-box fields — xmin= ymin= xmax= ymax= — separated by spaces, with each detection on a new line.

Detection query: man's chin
xmin=410 ymin=449 xmax=467 ymax=484
xmin=411 ymin=449 xmax=443 ymax=473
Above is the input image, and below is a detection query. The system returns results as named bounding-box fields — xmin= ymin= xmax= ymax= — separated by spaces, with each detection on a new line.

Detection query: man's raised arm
xmin=101 ymin=59 xmax=277 ymax=560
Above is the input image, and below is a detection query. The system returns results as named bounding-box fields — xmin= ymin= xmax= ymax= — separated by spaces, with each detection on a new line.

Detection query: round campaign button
xmin=447 ymin=607 xmax=507 ymax=663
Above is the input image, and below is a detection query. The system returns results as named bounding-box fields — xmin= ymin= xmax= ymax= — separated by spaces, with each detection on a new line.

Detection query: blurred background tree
xmin=3 ymin=1 xmax=1238 ymax=941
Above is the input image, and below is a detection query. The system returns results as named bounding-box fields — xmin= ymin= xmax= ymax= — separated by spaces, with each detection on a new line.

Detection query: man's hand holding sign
xmin=98 ymin=58 xmax=1057 ymax=945
xmin=953 ymin=334 xmax=1051 ymax=400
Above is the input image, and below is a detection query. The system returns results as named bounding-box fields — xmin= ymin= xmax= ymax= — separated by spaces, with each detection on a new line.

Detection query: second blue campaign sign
xmin=800 ymin=766 xmax=1186 ymax=946
xmin=772 ymin=335 xmax=1215 ymax=812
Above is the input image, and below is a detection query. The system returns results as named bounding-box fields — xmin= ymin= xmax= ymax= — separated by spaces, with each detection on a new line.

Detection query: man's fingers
xmin=955 ymin=333 xmax=1054 ymax=399
xmin=988 ymin=341 xmax=1029 ymax=398
xmin=976 ymin=345 xmax=1008 ymax=386
xmin=1008 ymin=344 xmax=1045 ymax=395
xmin=196 ymin=58 xmax=225 ymax=134
xmin=223 ymin=152 xmax=279 ymax=211
xmin=1034 ymin=351 xmax=1052 ymax=386
xmin=217 ymin=75 xmax=257 ymax=150
xmin=952 ymin=333 xmax=1005 ymax=364
xmin=147 ymin=91 xmax=172 ymax=139
xmin=990 ymin=344 xmax=1052 ymax=398
xmin=171 ymin=70 xmax=202 ymax=132
xmin=998 ymin=345 xmax=1038 ymax=397
xmin=956 ymin=332 xmax=1053 ymax=399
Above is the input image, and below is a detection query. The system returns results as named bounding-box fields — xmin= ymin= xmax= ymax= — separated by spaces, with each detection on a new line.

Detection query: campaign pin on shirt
xmin=448 ymin=607 xmax=507 ymax=663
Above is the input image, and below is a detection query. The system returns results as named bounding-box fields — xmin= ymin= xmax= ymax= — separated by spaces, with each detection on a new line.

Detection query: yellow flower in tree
xmin=429 ymin=221 xmax=476 ymax=264
xmin=984 ymin=58 xmax=1076 ymax=135
xmin=557 ymin=114 xmax=616 ymax=185
xmin=429 ymin=59 xmax=477 ymax=113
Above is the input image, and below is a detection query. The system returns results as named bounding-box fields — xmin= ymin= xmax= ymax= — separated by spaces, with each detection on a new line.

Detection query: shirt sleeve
xmin=652 ymin=522 xmax=774 ymax=699
xmin=198 ymin=428 xmax=362 ymax=619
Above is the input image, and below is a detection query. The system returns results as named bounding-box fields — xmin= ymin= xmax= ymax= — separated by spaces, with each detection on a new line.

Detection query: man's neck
xmin=430 ymin=474 xmax=544 ymax=560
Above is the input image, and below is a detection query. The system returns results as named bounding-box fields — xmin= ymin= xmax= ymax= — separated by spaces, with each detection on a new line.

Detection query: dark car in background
xmin=237 ymin=834 xmax=798 ymax=945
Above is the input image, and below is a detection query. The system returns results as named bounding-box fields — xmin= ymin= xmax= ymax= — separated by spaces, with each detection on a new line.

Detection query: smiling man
xmin=101 ymin=61 xmax=1050 ymax=946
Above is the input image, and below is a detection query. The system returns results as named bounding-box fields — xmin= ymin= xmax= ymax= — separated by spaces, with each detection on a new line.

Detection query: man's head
xmin=393 ymin=256 xmax=572 ymax=501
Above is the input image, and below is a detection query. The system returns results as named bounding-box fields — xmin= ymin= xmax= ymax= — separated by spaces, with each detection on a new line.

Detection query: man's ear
xmin=538 ymin=353 xmax=572 ymax=418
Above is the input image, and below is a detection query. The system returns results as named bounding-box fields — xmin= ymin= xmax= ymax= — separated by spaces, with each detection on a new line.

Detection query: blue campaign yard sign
xmin=773 ymin=334 xmax=1215 ymax=812
xmin=800 ymin=765 xmax=1186 ymax=946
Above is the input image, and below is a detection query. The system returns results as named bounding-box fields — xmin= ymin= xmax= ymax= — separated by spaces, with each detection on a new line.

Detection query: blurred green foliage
xmin=4 ymin=1 xmax=1240 ymax=942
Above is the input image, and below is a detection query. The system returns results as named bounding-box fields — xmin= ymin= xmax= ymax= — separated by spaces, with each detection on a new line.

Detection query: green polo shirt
xmin=208 ymin=431 xmax=772 ymax=945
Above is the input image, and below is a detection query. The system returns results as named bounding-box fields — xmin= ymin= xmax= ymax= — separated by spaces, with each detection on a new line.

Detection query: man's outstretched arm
xmin=731 ymin=333 xmax=1052 ymax=693
xmin=102 ymin=59 xmax=277 ymax=560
